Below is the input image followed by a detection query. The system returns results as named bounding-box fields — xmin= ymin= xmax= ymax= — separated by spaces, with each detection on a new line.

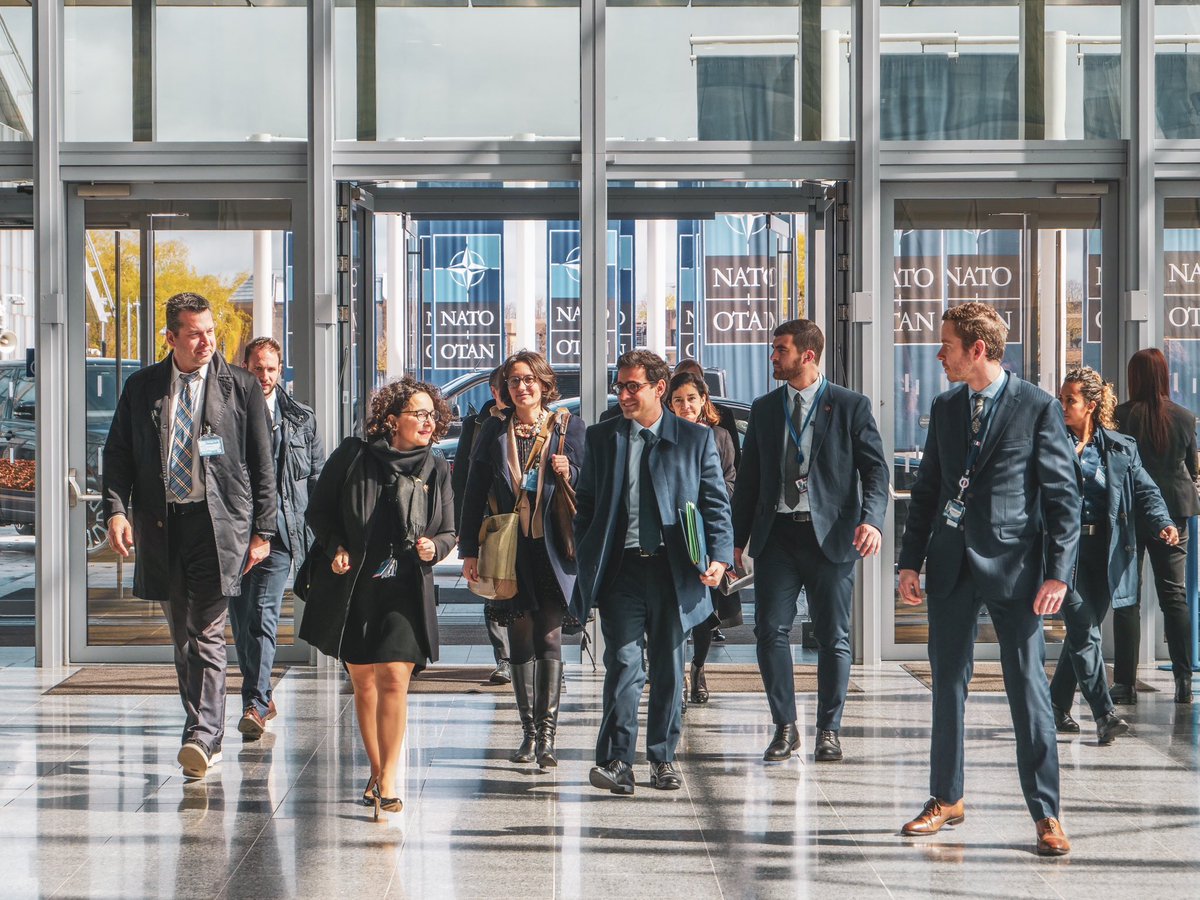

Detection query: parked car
xmin=0 ymin=358 xmax=138 ymax=556
xmin=438 ymin=365 xmax=729 ymax=443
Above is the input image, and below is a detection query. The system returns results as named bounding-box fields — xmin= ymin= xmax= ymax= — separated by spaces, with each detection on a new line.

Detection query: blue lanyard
xmin=784 ymin=379 xmax=827 ymax=470
xmin=955 ymin=372 xmax=1009 ymax=498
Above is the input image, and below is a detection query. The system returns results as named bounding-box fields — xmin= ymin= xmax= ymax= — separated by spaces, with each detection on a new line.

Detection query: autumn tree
xmin=85 ymin=231 xmax=251 ymax=362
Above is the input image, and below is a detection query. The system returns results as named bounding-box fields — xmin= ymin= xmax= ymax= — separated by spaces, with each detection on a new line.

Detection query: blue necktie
xmin=168 ymin=372 xmax=199 ymax=501
xmin=639 ymin=429 xmax=660 ymax=553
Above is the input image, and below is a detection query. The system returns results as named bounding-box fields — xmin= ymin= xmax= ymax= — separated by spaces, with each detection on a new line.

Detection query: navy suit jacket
xmin=898 ymin=374 xmax=1081 ymax=601
xmin=570 ymin=409 xmax=735 ymax=631
xmin=732 ymin=381 xmax=889 ymax=564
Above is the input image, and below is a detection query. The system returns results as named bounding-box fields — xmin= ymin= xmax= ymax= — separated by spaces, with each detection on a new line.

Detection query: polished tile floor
xmin=2 ymin=646 xmax=1199 ymax=899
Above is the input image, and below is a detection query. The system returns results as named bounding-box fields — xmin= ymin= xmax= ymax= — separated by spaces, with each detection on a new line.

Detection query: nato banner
xmin=546 ymin=221 xmax=635 ymax=367
xmin=419 ymin=220 xmax=505 ymax=377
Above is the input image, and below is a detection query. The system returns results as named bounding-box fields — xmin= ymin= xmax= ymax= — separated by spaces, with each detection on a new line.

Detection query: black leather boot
xmin=510 ymin=660 xmax=537 ymax=763
xmin=1176 ymin=673 xmax=1194 ymax=705
xmin=690 ymin=663 xmax=709 ymax=704
xmin=534 ymin=658 xmax=563 ymax=768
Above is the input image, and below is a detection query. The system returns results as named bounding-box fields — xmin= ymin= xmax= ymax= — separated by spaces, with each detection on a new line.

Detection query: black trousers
xmin=164 ymin=504 xmax=229 ymax=753
xmin=1049 ymin=533 xmax=1114 ymax=720
xmin=1113 ymin=518 xmax=1193 ymax=683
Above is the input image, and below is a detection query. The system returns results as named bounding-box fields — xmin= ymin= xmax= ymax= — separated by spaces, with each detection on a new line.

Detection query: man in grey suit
xmin=732 ymin=319 xmax=889 ymax=764
xmin=572 ymin=350 xmax=733 ymax=795
xmin=104 ymin=293 xmax=276 ymax=780
xmin=897 ymin=301 xmax=1080 ymax=856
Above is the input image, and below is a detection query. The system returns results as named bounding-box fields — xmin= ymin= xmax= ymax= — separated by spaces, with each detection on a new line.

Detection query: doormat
xmin=45 ymin=665 xmax=290 ymax=696
xmin=901 ymin=662 xmax=1156 ymax=693
xmin=407 ymin=664 xmax=862 ymax=695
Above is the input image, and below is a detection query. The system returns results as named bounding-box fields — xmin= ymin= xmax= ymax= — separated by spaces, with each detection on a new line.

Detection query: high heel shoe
xmin=361 ymin=774 xmax=380 ymax=807
xmin=378 ymin=796 xmax=403 ymax=816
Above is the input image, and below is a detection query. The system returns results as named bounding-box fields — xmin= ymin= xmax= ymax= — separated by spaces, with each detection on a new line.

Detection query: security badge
xmin=795 ymin=477 xmax=809 ymax=495
xmin=197 ymin=427 xmax=225 ymax=458
xmin=522 ymin=466 xmax=539 ymax=493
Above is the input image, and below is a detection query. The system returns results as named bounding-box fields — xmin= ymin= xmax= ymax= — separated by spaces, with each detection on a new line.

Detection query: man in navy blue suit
xmin=732 ymin=319 xmax=889 ymax=764
xmin=898 ymin=301 xmax=1079 ymax=857
xmin=572 ymin=349 xmax=734 ymax=795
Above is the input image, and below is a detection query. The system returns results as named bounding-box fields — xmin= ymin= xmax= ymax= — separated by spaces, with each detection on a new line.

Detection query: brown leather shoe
xmin=265 ymin=699 xmax=278 ymax=721
xmin=901 ymin=797 xmax=965 ymax=836
xmin=238 ymin=706 xmax=266 ymax=739
xmin=1036 ymin=817 xmax=1070 ymax=856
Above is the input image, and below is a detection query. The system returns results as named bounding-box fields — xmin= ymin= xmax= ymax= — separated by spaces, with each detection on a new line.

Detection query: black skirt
xmin=485 ymin=532 xmax=577 ymax=628
xmin=339 ymin=503 xmax=430 ymax=667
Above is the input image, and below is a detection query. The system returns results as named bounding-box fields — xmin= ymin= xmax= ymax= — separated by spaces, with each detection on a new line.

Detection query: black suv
xmin=0 ymin=358 xmax=137 ymax=555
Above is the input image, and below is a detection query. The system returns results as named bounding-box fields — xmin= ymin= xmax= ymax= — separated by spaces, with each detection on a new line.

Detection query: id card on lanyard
xmin=943 ymin=373 xmax=1009 ymax=528
xmin=784 ymin=379 xmax=827 ymax=496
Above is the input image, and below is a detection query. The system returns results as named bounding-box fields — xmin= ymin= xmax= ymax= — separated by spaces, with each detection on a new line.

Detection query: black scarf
xmin=365 ymin=438 xmax=432 ymax=572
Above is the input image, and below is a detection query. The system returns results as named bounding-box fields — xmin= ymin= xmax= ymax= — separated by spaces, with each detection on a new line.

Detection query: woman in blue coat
xmin=1049 ymin=367 xmax=1179 ymax=744
xmin=459 ymin=350 xmax=586 ymax=769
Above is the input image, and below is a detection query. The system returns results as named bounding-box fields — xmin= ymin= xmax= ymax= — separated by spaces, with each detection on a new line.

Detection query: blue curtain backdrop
xmin=1085 ymin=53 xmax=1200 ymax=139
xmin=1163 ymin=228 xmax=1200 ymax=421
xmin=880 ymin=54 xmax=1019 ymax=140
xmin=697 ymin=56 xmax=795 ymax=141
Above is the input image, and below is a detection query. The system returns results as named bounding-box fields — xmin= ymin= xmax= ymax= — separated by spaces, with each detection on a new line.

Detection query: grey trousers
xmin=164 ymin=506 xmax=229 ymax=753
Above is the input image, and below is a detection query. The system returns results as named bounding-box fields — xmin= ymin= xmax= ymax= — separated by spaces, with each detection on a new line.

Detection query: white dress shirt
xmin=168 ymin=360 xmax=209 ymax=503
xmin=777 ymin=374 xmax=825 ymax=514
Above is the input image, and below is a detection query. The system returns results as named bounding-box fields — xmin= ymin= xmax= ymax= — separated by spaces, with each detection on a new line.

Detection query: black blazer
xmin=299 ymin=437 xmax=456 ymax=661
xmin=898 ymin=375 xmax=1081 ymax=600
xmin=102 ymin=352 xmax=276 ymax=600
xmin=732 ymin=381 xmax=889 ymax=564
xmin=1114 ymin=399 xmax=1200 ymax=520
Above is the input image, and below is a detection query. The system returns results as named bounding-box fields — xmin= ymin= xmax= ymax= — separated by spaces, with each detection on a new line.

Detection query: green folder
xmin=677 ymin=501 xmax=708 ymax=573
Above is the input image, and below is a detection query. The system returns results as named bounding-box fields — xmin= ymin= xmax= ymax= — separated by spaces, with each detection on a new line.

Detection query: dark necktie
xmin=639 ymin=428 xmax=660 ymax=553
xmin=971 ymin=393 xmax=985 ymax=437
xmin=784 ymin=392 xmax=803 ymax=508
xmin=167 ymin=372 xmax=199 ymax=501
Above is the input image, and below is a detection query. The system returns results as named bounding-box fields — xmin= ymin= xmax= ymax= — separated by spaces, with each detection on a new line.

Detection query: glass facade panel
xmin=1051 ymin=3 xmax=1122 ymax=140
xmin=1156 ymin=2 xmax=1200 ymax=138
xmin=0 ymin=4 xmax=32 ymax=140
xmin=65 ymin=2 xmax=132 ymax=142
xmin=609 ymin=1 xmax=852 ymax=142
xmin=1163 ymin=198 xmax=1200 ymax=418
xmin=156 ymin=5 xmax=307 ymax=141
xmin=891 ymin=197 xmax=1101 ymax=646
xmin=336 ymin=4 xmax=580 ymax=142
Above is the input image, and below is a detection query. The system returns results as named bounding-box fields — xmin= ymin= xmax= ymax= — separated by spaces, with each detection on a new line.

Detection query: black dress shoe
xmin=1109 ymin=682 xmax=1137 ymax=705
xmin=489 ymin=659 xmax=512 ymax=685
xmin=1096 ymin=711 xmax=1129 ymax=745
xmin=763 ymin=723 xmax=801 ymax=762
xmin=1053 ymin=706 xmax=1080 ymax=734
xmin=589 ymin=760 xmax=635 ymax=795
xmin=1175 ymin=674 xmax=1194 ymax=705
xmin=711 ymin=628 xmax=727 ymax=643
xmin=814 ymin=730 xmax=843 ymax=762
xmin=650 ymin=761 xmax=682 ymax=790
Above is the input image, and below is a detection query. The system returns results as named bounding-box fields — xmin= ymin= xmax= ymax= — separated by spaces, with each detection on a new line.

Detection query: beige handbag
xmin=469 ymin=414 xmax=555 ymax=601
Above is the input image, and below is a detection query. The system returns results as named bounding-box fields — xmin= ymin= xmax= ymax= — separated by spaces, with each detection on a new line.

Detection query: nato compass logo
xmin=448 ymin=247 xmax=490 ymax=291
xmin=561 ymin=246 xmax=582 ymax=284
xmin=725 ymin=214 xmax=767 ymax=244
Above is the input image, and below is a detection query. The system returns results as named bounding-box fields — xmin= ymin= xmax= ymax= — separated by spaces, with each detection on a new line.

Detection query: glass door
xmin=68 ymin=190 xmax=308 ymax=662
xmin=885 ymin=191 xmax=1116 ymax=659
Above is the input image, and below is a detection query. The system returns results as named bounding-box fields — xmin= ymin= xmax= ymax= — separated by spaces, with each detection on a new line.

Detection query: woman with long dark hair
xmin=300 ymin=377 xmax=457 ymax=817
xmin=459 ymin=350 xmax=586 ymax=768
xmin=1048 ymin=368 xmax=1177 ymax=742
xmin=667 ymin=370 xmax=742 ymax=705
xmin=1113 ymin=348 xmax=1199 ymax=704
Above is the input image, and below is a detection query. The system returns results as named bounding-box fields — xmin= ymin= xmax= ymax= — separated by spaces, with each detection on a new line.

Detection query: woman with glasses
xmin=460 ymin=350 xmax=586 ymax=768
xmin=300 ymin=376 xmax=456 ymax=818
xmin=667 ymin=370 xmax=743 ymax=705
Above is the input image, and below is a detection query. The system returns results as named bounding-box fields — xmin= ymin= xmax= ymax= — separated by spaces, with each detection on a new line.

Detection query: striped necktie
xmin=168 ymin=372 xmax=200 ymax=501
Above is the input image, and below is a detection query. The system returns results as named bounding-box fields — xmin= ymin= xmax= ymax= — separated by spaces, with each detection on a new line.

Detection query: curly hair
xmin=365 ymin=376 xmax=452 ymax=442
xmin=1063 ymin=366 xmax=1116 ymax=431
xmin=668 ymin=371 xmax=720 ymax=427
xmin=499 ymin=349 xmax=561 ymax=408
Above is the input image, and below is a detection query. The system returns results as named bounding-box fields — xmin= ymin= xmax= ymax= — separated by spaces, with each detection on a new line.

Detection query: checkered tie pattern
xmin=167 ymin=372 xmax=199 ymax=502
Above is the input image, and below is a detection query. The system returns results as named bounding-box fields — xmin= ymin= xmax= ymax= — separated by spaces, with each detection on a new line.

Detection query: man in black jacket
xmin=103 ymin=293 xmax=276 ymax=780
xmin=233 ymin=337 xmax=324 ymax=739
xmin=452 ymin=364 xmax=512 ymax=684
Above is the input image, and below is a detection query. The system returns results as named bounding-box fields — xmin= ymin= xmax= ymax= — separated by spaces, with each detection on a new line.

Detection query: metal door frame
xmin=879 ymin=180 xmax=1120 ymax=661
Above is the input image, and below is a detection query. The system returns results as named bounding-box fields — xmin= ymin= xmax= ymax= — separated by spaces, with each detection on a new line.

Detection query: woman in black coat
xmin=299 ymin=376 xmax=456 ymax=817
xmin=1113 ymin=348 xmax=1200 ymax=704
xmin=667 ymin=370 xmax=743 ymax=705
xmin=459 ymin=350 xmax=586 ymax=769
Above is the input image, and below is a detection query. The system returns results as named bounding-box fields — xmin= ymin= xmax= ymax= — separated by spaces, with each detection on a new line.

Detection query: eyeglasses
xmin=399 ymin=409 xmax=439 ymax=424
xmin=612 ymin=381 xmax=653 ymax=396
xmin=506 ymin=375 xmax=539 ymax=390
